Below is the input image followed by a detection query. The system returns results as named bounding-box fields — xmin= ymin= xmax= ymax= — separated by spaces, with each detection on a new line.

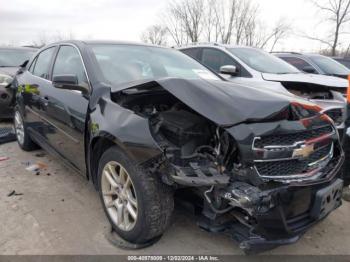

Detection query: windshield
xmin=228 ymin=48 xmax=300 ymax=74
xmin=0 ymin=49 xmax=35 ymax=67
xmin=308 ymin=55 xmax=350 ymax=75
xmin=90 ymin=44 xmax=220 ymax=85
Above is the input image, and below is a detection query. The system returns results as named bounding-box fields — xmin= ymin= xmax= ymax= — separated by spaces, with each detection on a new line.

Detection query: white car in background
xmin=179 ymin=44 xmax=348 ymax=136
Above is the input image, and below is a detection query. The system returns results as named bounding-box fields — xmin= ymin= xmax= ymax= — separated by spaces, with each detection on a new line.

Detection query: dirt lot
xmin=0 ymin=121 xmax=350 ymax=256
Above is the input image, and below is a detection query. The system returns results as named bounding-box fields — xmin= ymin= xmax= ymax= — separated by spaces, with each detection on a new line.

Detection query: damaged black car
xmin=13 ymin=41 xmax=344 ymax=253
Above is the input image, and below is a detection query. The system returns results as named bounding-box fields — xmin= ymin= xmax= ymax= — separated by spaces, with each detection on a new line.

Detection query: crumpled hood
xmin=0 ymin=67 xmax=19 ymax=77
xmin=111 ymin=78 xmax=318 ymax=126
xmin=262 ymin=73 xmax=347 ymax=89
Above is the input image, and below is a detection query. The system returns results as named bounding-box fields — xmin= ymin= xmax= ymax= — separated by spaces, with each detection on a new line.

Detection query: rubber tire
xmin=98 ymin=146 xmax=174 ymax=244
xmin=14 ymin=107 xmax=38 ymax=151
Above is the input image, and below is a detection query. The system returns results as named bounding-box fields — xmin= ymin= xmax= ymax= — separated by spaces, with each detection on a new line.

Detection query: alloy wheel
xmin=101 ymin=161 xmax=138 ymax=231
xmin=14 ymin=111 xmax=24 ymax=145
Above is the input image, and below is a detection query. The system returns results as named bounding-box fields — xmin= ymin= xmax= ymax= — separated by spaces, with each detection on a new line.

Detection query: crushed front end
xmin=150 ymin=101 xmax=344 ymax=253
xmin=220 ymin=114 xmax=344 ymax=253
xmin=110 ymin=79 xmax=344 ymax=253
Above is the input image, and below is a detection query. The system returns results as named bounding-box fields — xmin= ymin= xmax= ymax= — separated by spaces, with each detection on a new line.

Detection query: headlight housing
xmin=0 ymin=74 xmax=13 ymax=88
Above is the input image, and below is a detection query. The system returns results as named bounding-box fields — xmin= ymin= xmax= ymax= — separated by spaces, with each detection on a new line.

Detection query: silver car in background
xmin=179 ymin=44 xmax=347 ymax=135
xmin=273 ymin=52 xmax=350 ymax=80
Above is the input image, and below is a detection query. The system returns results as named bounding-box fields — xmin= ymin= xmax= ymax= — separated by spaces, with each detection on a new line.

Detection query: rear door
xmin=20 ymin=46 xmax=58 ymax=144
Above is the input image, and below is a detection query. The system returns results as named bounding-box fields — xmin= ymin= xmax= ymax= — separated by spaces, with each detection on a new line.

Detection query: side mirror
xmin=53 ymin=75 xmax=88 ymax=94
xmin=220 ymin=65 xmax=238 ymax=76
xmin=302 ymin=65 xmax=317 ymax=74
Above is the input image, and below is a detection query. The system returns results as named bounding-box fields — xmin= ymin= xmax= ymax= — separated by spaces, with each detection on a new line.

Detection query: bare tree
xmin=203 ymin=0 xmax=220 ymax=42
xmin=141 ymin=25 xmax=168 ymax=46
xmin=31 ymin=31 xmax=76 ymax=48
xmin=152 ymin=0 xmax=292 ymax=49
xmin=256 ymin=19 xmax=291 ymax=51
xmin=306 ymin=0 xmax=350 ymax=56
xmin=166 ymin=0 xmax=204 ymax=43
xmin=205 ymin=0 xmax=262 ymax=45
xmin=161 ymin=5 xmax=189 ymax=46
xmin=215 ymin=0 xmax=238 ymax=44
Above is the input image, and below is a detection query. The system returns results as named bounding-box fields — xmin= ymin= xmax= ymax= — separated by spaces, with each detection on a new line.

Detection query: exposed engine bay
xmin=111 ymin=81 xmax=344 ymax=254
xmin=113 ymin=87 xmax=238 ymax=182
xmin=281 ymin=81 xmax=345 ymax=100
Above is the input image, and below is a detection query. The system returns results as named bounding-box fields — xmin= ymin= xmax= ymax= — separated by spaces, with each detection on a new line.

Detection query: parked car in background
xmin=180 ymin=44 xmax=348 ymax=136
xmin=0 ymin=47 xmax=36 ymax=119
xmin=274 ymin=52 xmax=350 ymax=80
xmin=333 ymin=57 xmax=350 ymax=69
xmin=13 ymin=40 xmax=344 ymax=253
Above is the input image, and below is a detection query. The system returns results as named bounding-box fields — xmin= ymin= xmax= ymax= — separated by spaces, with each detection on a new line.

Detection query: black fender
xmin=87 ymin=96 xmax=163 ymax=187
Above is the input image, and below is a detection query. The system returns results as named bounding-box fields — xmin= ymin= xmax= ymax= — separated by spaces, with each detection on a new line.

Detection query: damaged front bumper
xmin=233 ymin=178 xmax=343 ymax=254
xmin=196 ymin=140 xmax=344 ymax=254
xmin=217 ymin=164 xmax=343 ymax=253
xmin=192 ymin=177 xmax=344 ymax=254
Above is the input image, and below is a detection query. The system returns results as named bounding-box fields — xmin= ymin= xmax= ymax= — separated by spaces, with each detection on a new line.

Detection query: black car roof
xmin=45 ymin=40 xmax=165 ymax=49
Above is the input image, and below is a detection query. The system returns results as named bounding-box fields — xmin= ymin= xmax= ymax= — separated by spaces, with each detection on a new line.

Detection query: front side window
xmin=32 ymin=47 xmax=56 ymax=80
xmin=279 ymin=56 xmax=315 ymax=72
xmin=229 ymin=48 xmax=300 ymax=74
xmin=53 ymin=46 xmax=88 ymax=87
xmin=89 ymin=44 xmax=220 ymax=85
xmin=201 ymin=48 xmax=238 ymax=73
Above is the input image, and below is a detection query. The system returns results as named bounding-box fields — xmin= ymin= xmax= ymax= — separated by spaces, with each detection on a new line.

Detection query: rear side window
xmin=53 ymin=46 xmax=88 ymax=87
xmin=181 ymin=48 xmax=201 ymax=61
xmin=279 ymin=56 xmax=314 ymax=72
xmin=32 ymin=47 xmax=56 ymax=80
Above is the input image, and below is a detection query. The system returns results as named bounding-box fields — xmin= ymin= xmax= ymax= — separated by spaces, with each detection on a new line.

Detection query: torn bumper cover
xmin=222 ymin=177 xmax=343 ymax=253
xmin=191 ymin=151 xmax=344 ymax=253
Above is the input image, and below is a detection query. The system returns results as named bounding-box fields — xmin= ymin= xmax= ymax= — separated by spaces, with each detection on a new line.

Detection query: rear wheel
xmin=13 ymin=108 xmax=38 ymax=151
xmin=98 ymin=146 xmax=174 ymax=244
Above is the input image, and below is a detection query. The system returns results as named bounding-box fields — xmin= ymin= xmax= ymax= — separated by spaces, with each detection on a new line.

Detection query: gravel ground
xmin=0 ymin=121 xmax=350 ymax=255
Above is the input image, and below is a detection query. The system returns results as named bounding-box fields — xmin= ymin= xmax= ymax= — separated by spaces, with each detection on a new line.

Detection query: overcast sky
xmin=0 ymin=0 xmax=349 ymax=52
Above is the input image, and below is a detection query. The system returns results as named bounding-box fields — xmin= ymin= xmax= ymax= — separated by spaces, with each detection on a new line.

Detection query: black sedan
xmin=13 ymin=40 xmax=344 ymax=253
xmin=0 ymin=47 xmax=36 ymax=119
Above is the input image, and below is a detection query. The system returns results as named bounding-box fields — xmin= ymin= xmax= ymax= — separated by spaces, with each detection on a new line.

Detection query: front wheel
xmin=98 ymin=146 xmax=174 ymax=244
xmin=13 ymin=108 xmax=38 ymax=151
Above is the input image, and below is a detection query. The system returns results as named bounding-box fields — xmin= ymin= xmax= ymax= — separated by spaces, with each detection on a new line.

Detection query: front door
xmin=45 ymin=45 xmax=90 ymax=173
